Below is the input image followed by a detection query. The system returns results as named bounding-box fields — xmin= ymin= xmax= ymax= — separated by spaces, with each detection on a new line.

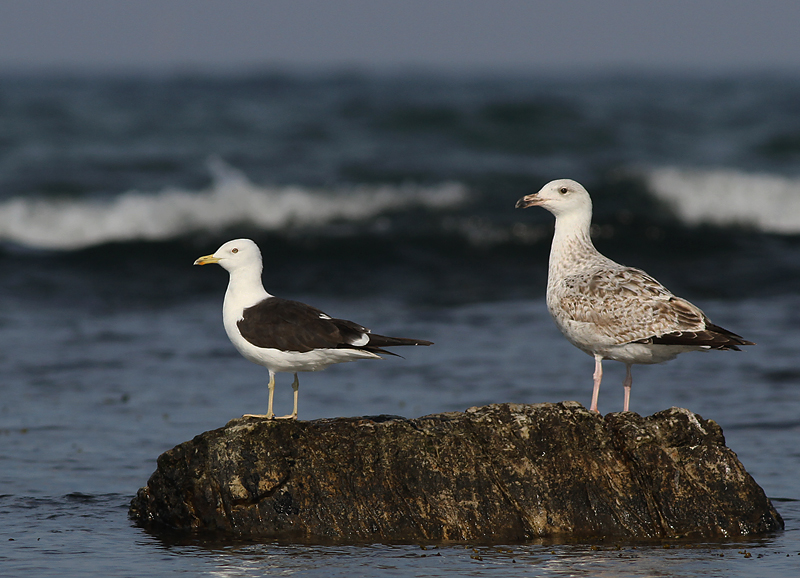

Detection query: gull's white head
xmin=193 ymin=238 xmax=262 ymax=273
xmin=515 ymin=179 xmax=592 ymax=218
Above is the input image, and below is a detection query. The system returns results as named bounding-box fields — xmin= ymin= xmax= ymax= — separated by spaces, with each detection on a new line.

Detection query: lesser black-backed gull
xmin=516 ymin=179 xmax=753 ymax=413
xmin=194 ymin=238 xmax=432 ymax=419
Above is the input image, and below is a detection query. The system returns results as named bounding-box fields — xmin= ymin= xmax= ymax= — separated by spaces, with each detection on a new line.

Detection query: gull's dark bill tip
xmin=515 ymin=195 xmax=538 ymax=209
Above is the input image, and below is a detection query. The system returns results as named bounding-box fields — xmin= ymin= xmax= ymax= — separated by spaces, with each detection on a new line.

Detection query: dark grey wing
xmin=237 ymin=298 xmax=366 ymax=352
xmin=237 ymin=297 xmax=434 ymax=354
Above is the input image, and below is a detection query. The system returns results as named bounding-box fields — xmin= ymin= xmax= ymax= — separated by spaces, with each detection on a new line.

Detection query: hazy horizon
xmin=2 ymin=1 xmax=799 ymax=75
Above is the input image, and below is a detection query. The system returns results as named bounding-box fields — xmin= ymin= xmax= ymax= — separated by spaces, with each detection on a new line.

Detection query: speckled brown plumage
xmin=517 ymin=179 xmax=753 ymax=413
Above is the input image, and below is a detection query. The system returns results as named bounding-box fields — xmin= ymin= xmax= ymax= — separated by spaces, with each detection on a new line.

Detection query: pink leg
xmin=591 ymin=355 xmax=603 ymax=413
xmin=623 ymin=364 xmax=632 ymax=412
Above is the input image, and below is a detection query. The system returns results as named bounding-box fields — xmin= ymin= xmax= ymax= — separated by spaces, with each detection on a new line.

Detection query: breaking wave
xmin=643 ymin=167 xmax=800 ymax=234
xmin=0 ymin=159 xmax=468 ymax=250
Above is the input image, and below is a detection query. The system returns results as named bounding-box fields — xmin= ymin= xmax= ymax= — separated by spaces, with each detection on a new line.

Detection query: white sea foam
xmin=0 ymin=159 xmax=468 ymax=250
xmin=644 ymin=167 xmax=800 ymax=234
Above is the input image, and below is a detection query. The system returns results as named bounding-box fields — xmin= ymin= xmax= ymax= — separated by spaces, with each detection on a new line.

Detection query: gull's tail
xmin=359 ymin=334 xmax=433 ymax=357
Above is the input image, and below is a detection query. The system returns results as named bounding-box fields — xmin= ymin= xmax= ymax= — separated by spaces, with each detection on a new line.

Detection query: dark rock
xmin=129 ymin=402 xmax=783 ymax=541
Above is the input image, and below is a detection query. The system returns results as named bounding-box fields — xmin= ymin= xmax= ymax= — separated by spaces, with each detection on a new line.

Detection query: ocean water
xmin=2 ymin=71 xmax=800 ymax=576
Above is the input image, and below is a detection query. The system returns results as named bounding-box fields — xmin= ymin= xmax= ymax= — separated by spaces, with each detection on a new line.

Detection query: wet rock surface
xmin=129 ymin=402 xmax=783 ymax=542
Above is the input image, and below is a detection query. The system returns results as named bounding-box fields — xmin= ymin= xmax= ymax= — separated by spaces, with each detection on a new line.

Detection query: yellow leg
xmin=274 ymin=373 xmax=299 ymax=420
xmin=244 ymin=370 xmax=276 ymax=419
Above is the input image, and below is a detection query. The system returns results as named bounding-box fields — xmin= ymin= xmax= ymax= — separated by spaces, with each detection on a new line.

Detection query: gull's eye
xmin=231 ymin=248 xmax=239 ymax=254
xmin=559 ymin=187 xmax=568 ymax=195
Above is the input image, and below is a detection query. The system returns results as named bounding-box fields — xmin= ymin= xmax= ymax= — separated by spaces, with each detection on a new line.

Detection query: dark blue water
xmin=2 ymin=71 xmax=800 ymax=576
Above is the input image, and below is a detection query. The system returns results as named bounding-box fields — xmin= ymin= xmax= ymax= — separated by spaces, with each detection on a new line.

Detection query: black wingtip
xmin=367 ymin=335 xmax=433 ymax=348
xmin=642 ymin=325 xmax=755 ymax=350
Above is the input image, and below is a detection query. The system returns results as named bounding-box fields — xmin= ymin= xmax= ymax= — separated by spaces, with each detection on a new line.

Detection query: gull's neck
xmin=223 ymin=265 xmax=271 ymax=314
xmin=548 ymin=208 xmax=605 ymax=283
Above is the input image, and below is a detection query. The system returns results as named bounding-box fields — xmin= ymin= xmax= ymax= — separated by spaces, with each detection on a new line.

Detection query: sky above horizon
xmin=1 ymin=0 xmax=800 ymax=74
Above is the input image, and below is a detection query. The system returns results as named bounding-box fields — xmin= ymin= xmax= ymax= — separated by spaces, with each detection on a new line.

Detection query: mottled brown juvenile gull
xmin=516 ymin=179 xmax=753 ymax=413
xmin=194 ymin=238 xmax=432 ymax=420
